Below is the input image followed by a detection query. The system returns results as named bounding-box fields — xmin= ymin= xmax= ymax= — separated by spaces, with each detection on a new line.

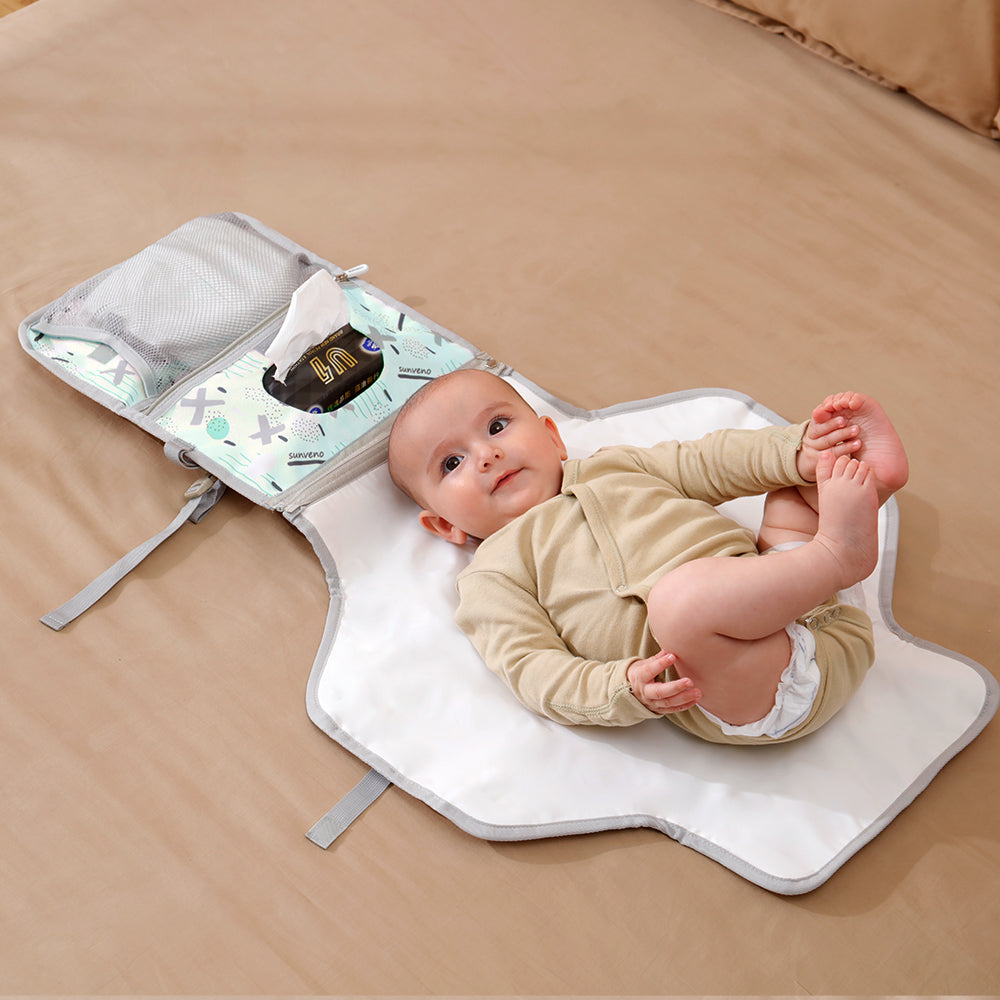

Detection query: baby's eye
xmin=442 ymin=455 xmax=463 ymax=474
xmin=489 ymin=416 xmax=510 ymax=435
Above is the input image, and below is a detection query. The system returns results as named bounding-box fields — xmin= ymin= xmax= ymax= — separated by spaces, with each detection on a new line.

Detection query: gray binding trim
xmin=305 ymin=768 xmax=393 ymax=848
xmin=294 ymin=385 xmax=999 ymax=894
xmin=41 ymin=476 xmax=226 ymax=631
xmin=28 ymin=322 xmax=160 ymax=396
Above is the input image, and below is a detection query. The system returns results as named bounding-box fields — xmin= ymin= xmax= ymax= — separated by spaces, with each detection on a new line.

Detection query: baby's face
xmin=392 ymin=371 xmax=567 ymax=544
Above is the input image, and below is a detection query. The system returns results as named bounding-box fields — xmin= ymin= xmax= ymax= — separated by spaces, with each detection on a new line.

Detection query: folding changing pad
xmin=20 ymin=213 xmax=997 ymax=895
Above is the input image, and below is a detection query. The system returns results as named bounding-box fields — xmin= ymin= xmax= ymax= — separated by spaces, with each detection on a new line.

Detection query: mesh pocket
xmin=35 ymin=213 xmax=318 ymax=395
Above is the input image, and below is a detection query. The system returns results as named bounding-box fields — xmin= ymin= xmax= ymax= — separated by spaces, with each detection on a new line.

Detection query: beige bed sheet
xmin=1 ymin=0 xmax=998 ymax=995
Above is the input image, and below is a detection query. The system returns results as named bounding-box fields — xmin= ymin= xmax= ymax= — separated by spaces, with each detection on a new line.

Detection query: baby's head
xmin=388 ymin=369 xmax=567 ymax=545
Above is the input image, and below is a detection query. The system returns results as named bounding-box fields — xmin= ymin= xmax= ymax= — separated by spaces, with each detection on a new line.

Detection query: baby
xmin=388 ymin=369 xmax=908 ymax=744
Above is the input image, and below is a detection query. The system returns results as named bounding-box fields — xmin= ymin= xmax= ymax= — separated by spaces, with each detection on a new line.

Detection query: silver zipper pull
xmin=336 ymin=265 xmax=369 ymax=282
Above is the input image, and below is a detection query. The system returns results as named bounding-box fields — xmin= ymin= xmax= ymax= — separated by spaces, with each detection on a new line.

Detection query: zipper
xmin=142 ymin=264 xmax=371 ymax=419
xmin=274 ymin=424 xmax=391 ymax=512
xmin=140 ymin=301 xmax=291 ymax=418
xmin=133 ymin=258 xmax=507 ymax=514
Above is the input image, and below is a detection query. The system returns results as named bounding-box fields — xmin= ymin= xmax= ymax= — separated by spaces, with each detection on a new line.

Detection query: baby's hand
xmin=798 ymin=406 xmax=862 ymax=482
xmin=627 ymin=650 xmax=701 ymax=715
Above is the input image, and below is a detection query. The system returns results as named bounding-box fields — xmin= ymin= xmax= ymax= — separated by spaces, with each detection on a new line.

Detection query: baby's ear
xmin=543 ymin=415 xmax=568 ymax=460
xmin=418 ymin=510 xmax=469 ymax=546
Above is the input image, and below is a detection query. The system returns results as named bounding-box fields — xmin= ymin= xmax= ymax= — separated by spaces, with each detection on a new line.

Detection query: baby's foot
xmin=812 ymin=452 xmax=879 ymax=589
xmin=813 ymin=392 xmax=908 ymax=504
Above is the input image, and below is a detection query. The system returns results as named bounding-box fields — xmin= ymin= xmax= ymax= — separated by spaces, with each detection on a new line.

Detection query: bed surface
xmin=2 ymin=0 xmax=998 ymax=995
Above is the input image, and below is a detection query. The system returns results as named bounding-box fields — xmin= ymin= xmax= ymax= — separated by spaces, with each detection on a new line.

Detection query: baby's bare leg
xmin=756 ymin=486 xmax=818 ymax=552
xmin=756 ymin=396 xmax=858 ymax=550
xmin=646 ymin=454 xmax=878 ymax=725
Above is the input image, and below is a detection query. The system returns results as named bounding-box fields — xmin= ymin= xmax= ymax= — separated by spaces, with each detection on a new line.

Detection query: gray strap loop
xmin=163 ymin=440 xmax=202 ymax=470
xmin=306 ymin=769 xmax=392 ymax=848
xmin=40 ymin=476 xmax=226 ymax=631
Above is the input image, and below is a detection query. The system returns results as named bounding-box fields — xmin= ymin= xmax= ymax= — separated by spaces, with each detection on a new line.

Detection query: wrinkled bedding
xmin=2 ymin=0 xmax=998 ymax=994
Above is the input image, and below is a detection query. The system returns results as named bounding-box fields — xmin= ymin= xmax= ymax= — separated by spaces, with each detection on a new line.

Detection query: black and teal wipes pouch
xmin=260 ymin=268 xmax=385 ymax=414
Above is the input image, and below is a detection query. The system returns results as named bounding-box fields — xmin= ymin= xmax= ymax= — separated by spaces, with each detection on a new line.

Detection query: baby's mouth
xmin=492 ymin=470 xmax=520 ymax=492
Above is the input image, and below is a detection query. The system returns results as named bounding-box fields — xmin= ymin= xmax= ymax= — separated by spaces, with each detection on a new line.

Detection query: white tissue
xmin=263 ymin=269 xmax=351 ymax=383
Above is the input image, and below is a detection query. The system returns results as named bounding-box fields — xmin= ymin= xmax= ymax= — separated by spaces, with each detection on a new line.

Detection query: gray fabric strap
xmin=41 ymin=475 xmax=226 ymax=631
xmin=306 ymin=768 xmax=392 ymax=848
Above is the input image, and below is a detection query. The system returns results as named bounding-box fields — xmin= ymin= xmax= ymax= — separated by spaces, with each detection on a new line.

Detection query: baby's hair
xmin=387 ymin=369 xmax=475 ymax=502
xmin=387 ymin=368 xmax=528 ymax=505
xmin=387 ymin=377 xmax=441 ymax=502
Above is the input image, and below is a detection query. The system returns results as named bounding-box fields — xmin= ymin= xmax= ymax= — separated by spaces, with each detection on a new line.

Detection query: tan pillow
xmin=693 ymin=0 xmax=1000 ymax=138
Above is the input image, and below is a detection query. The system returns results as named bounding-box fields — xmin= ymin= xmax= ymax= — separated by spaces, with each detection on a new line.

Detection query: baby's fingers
xmin=643 ymin=676 xmax=702 ymax=714
xmin=630 ymin=649 xmax=675 ymax=684
xmin=808 ymin=419 xmax=860 ymax=449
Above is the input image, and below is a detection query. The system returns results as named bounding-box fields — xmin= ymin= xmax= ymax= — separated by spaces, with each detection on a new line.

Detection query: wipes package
xmin=263 ymin=269 xmax=352 ymax=382
xmin=262 ymin=269 xmax=384 ymax=414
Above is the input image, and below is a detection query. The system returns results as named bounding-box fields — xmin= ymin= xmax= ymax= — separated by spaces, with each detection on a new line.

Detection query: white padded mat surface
xmin=302 ymin=380 xmax=996 ymax=893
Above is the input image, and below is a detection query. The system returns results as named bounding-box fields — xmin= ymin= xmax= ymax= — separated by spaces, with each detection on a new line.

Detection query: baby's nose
xmin=477 ymin=443 xmax=503 ymax=469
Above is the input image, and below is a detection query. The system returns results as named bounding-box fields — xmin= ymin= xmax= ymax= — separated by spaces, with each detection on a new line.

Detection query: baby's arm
xmin=632 ymin=423 xmax=812 ymax=507
xmin=457 ymin=569 xmax=660 ymax=726
xmin=636 ymin=411 xmax=861 ymax=505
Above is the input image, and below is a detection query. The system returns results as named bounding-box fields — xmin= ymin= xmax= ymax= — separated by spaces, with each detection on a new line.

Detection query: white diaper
xmin=698 ymin=622 xmax=821 ymax=739
xmin=696 ymin=540 xmax=868 ymax=740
